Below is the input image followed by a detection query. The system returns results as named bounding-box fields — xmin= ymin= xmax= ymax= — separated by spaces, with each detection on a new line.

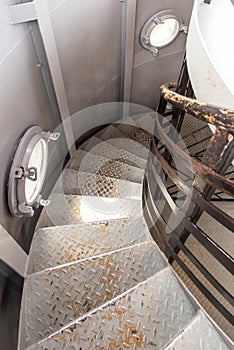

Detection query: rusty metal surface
xmin=27 ymin=216 xmax=152 ymax=273
xmin=155 ymin=117 xmax=234 ymax=197
xmin=202 ymin=127 xmax=229 ymax=170
xmin=56 ymin=169 xmax=142 ymax=199
xmin=28 ymin=268 xmax=197 ymax=350
xmin=161 ymin=82 xmax=234 ymax=130
xmin=21 ymin=241 xmax=166 ymax=348
xmin=67 ymin=149 xmax=144 ymax=183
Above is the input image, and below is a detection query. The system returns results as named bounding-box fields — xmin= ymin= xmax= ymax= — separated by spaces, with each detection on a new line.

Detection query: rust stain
xmin=107 ymin=322 xmax=144 ymax=349
xmin=67 ymin=300 xmax=83 ymax=313
xmin=109 ymin=341 xmax=120 ymax=349
xmin=101 ymin=315 xmax=113 ymax=321
xmin=54 ymin=332 xmax=66 ymax=341
xmin=94 ymin=223 xmax=110 ymax=236
xmin=202 ymin=127 xmax=229 ymax=170
xmin=110 ymin=307 xmax=123 ymax=320
xmin=71 ymin=228 xmax=80 ymax=240
xmin=155 ymin=116 xmax=234 ymax=197
xmin=160 ymin=82 xmax=234 ymax=130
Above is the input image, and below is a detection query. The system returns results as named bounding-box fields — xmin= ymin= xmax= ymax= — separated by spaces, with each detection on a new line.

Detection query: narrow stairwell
xmin=18 ymin=116 xmax=231 ymax=349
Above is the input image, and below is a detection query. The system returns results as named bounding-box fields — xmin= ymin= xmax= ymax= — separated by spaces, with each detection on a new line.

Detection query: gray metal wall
xmin=49 ymin=0 xmax=194 ymax=113
xmin=132 ymin=0 xmax=194 ymax=108
xmin=0 ymin=0 xmax=194 ymax=258
xmin=0 ymin=0 xmax=56 ymax=246
xmin=49 ymin=0 xmax=122 ymax=114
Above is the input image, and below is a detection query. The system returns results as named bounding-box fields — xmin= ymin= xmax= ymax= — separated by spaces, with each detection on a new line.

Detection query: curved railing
xmin=143 ymin=70 xmax=234 ymax=330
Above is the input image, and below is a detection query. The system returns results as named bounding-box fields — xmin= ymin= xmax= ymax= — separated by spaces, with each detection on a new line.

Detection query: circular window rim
xmin=8 ymin=126 xmax=49 ymax=217
xmin=140 ymin=9 xmax=185 ymax=53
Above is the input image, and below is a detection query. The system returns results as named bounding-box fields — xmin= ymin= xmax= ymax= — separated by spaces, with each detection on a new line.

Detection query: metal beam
xmin=0 ymin=225 xmax=27 ymax=277
xmin=123 ymin=0 xmax=137 ymax=102
xmin=8 ymin=2 xmax=37 ymax=24
xmin=8 ymin=0 xmax=76 ymax=156
xmin=120 ymin=0 xmax=137 ymax=117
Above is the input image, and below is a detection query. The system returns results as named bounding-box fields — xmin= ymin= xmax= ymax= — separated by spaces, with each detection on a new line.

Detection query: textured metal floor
xmin=19 ymin=117 xmax=233 ymax=349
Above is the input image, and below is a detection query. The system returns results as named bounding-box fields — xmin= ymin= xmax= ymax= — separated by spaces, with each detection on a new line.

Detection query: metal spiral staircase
xmin=17 ymin=112 xmax=232 ymax=349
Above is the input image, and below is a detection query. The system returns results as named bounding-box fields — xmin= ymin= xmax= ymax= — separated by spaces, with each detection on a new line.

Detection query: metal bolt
xmin=49 ymin=132 xmax=60 ymax=141
xmin=39 ymin=199 xmax=50 ymax=207
xmin=151 ymin=48 xmax=159 ymax=57
xmin=180 ymin=24 xmax=188 ymax=34
xmin=152 ymin=16 xmax=162 ymax=25
xmin=143 ymin=36 xmax=150 ymax=45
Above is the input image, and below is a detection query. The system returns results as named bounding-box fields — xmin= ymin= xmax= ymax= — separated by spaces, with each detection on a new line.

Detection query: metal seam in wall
xmin=0 ymin=29 xmax=31 ymax=66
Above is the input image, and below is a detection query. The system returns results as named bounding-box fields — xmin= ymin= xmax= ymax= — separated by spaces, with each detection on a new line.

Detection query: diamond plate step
xmin=67 ymin=149 xmax=144 ymax=183
xmin=97 ymin=125 xmax=150 ymax=160
xmin=28 ymin=216 xmax=152 ymax=273
xmin=96 ymin=124 xmax=130 ymax=140
xmin=39 ymin=194 xmax=142 ymax=227
xmin=134 ymin=113 xmax=156 ymax=135
xmin=28 ymin=267 xmax=196 ymax=350
xmin=58 ymin=169 xmax=142 ymax=199
xmin=114 ymin=116 xmax=152 ymax=149
xmin=20 ymin=241 xmax=166 ymax=349
xmin=81 ymin=136 xmax=147 ymax=169
xmin=164 ymin=311 xmax=230 ymax=350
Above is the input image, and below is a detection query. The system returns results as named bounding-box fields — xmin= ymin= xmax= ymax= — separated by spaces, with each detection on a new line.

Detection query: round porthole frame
xmin=140 ymin=9 xmax=187 ymax=56
xmin=7 ymin=126 xmax=60 ymax=217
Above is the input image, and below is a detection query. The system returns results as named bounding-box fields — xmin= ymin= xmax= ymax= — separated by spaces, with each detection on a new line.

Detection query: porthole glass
xmin=149 ymin=18 xmax=180 ymax=47
xmin=25 ymin=138 xmax=48 ymax=204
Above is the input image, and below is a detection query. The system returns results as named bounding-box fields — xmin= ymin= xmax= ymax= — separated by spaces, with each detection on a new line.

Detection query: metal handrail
xmin=161 ymin=82 xmax=234 ymax=131
xmin=143 ymin=76 xmax=234 ymax=328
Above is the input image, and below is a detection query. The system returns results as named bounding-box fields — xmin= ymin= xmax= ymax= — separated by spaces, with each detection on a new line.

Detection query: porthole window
xmin=7 ymin=126 xmax=60 ymax=217
xmin=140 ymin=10 xmax=187 ymax=56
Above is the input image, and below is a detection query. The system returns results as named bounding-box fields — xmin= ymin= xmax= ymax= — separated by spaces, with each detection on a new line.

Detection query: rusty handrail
xmin=160 ymin=82 xmax=234 ymax=130
xmin=155 ymin=117 xmax=234 ymax=197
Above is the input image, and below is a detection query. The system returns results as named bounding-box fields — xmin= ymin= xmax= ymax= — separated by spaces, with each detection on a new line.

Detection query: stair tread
xmin=163 ymin=310 xmax=230 ymax=350
xmin=21 ymin=241 xmax=166 ymax=348
xmin=67 ymin=149 xmax=144 ymax=183
xmin=133 ymin=113 xmax=156 ymax=135
xmin=39 ymin=194 xmax=142 ymax=227
xmin=102 ymin=135 xmax=149 ymax=159
xmin=114 ymin=116 xmax=152 ymax=148
xmin=55 ymin=168 xmax=142 ymax=199
xmin=27 ymin=268 xmax=196 ymax=350
xmin=28 ymin=216 xmax=152 ymax=273
xmin=81 ymin=136 xmax=147 ymax=169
